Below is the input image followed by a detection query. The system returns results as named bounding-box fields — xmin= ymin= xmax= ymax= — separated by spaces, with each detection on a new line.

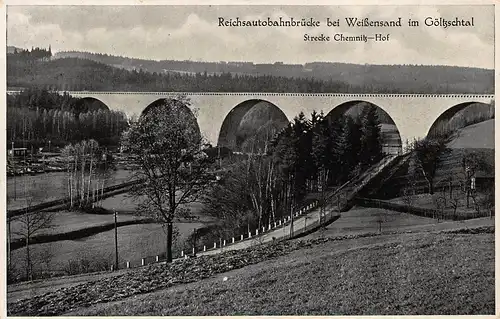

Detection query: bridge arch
xmin=426 ymin=101 xmax=494 ymax=138
xmin=45 ymin=91 xmax=494 ymax=148
xmin=326 ymin=100 xmax=403 ymax=155
xmin=217 ymin=99 xmax=289 ymax=152
xmin=143 ymin=98 xmax=202 ymax=142
xmin=74 ymin=97 xmax=110 ymax=113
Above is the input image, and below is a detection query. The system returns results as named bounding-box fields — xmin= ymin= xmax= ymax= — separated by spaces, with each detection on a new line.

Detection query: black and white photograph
xmin=4 ymin=3 xmax=496 ymax=316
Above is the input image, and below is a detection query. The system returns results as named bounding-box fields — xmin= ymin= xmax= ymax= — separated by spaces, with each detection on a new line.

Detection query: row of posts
xmin=180 ymin=200 xmax=319 ymax=254
xmin=112 ymin=200 xmax=319 ymax=271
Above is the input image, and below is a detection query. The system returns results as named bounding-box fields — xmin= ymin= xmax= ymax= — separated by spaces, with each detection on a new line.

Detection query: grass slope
xmin=372 ymin=119 xmax=494 ymax=198
xmin=446 ymin=118 xmax=494 ymax=150
xmin=65 ymin=231 xmax=494 ymax=316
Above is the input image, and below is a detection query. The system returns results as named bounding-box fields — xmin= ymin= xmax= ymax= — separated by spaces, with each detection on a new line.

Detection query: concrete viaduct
xmin=7 ymin=91 xmax=495 ymax=148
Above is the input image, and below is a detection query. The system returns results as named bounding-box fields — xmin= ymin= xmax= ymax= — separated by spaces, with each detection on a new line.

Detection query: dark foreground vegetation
xmin=8 ymin=47 xmax=494 ymax=93
xmin=8 ymin=225 xmax=494 ymax=316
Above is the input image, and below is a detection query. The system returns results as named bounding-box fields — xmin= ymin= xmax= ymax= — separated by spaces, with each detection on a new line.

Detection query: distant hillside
xmin=52 ymin=50 xmax=495 ymax=94
xmin=7 ymin=47 xmax=495 ymax=93
xmin=7 ymin=57 xmax=358 ymax=92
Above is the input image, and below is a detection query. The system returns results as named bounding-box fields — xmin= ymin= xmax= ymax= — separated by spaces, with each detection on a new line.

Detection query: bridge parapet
xmin=6 ymin=90 xmax=495 ymax=100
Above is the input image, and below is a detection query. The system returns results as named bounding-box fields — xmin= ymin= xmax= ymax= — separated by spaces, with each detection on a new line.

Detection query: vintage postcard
xmin=3 ymin=2 xmax=496 ymax=316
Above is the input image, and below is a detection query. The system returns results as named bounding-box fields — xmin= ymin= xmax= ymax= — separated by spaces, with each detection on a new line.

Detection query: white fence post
xmin=141 ymin=258 xmax=145 ymax=266
xmin=203 ymin=245 xmax=206 ymax=252
xmin=268 ymin=224 xmax=271 ymax=230
xmin=232 ymin=237 xmax=235 ymax=244
xmin=181 ymin=250 xmax=184 ymax=257
xmin=256 ymin=229 xmax=259 ymax=235
xmin=248 ymin=232 xmax=252 ymax=238
xmin=241 ymin=234 xmax=244 ymax=240
xmin=223 ymin=239 xmax=226 ymax=246
xmin=214 ymin=242 xmax=217 ymax=249
xmin=126 ymin=261 xmax=130 ymax=268
xmin=156 ymin=255 xmax=159 ymax=262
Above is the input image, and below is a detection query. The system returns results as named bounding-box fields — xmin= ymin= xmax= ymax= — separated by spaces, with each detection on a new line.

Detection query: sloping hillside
xmin=447 ymin=119 xmax=494 ymax=149
xmin=369 ymin=119 xmax=494 ymax=199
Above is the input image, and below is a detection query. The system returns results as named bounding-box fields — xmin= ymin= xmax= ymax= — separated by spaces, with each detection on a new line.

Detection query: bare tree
xmin=121 ymin=96 xmax=211 ymax=262
xmin=12 ymin=209 xmax=54 ymax=281
xmin=374 ymin=210 xmax=400 ymax=233
xmin=411 ymin=136 xmax=449 ymax=195
xmin=460 ymin=152 xmax=492 ymax=209
xmin=401 ymin=185 xmax=415 ymax=206
xmin=10 ymin=175 xmax=55 ymax=281
xmin=37 ymin=244 xmax=55 ymax=277
xmin=374 ymin=212 xmax=386 ymax=233
xmin=432 ymin=193 xmax=446 ymax=222
xmin=61 ymin=144 xmax=75 ymax=207
xmin=481 ymin=186 xmax=495 ymax=219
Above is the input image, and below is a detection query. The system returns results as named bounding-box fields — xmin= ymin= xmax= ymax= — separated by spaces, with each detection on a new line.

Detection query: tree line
xmin=7 ymin=89 xmax=129 ymax=147
xmin=8 ymin=46 xmax=52 ymax=61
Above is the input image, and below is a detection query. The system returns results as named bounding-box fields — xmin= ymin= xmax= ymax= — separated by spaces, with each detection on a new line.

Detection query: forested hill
xmin=7 ymin=48 xmax=494 ymax=93
xmin=53 ymin=51 xmax=494 ymax=94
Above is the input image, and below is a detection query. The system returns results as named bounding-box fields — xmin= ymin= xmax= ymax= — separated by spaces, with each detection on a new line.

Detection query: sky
xmin=6 ymin=5 xmax=495 ymax=68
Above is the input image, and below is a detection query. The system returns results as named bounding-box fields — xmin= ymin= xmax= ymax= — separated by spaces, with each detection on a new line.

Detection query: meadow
xmin=65 ymin=228 xmax=494 ymax=316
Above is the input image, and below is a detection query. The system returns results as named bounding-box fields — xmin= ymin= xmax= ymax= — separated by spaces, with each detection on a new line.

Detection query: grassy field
xmin=447 ymin=119 xmax=494 ymax=149
xmin=7 ymin=169 xmax=133 ymax=210
xmin=311 ymin=206 xmax=437 ymax=237
xmin=64 ymin=230 xmax=494 ymax=316
xmin=8 ymin=182 xmax=216 ymax=283
xmin=9 ymin=210 xmax=143 ymax=241
xmin=10 ymin=221 xmax=206 ymax=279
xmin=10 ymin=193 xmax=212 ymax=239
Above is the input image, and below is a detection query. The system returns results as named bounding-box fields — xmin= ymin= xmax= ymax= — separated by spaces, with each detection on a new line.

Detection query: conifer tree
xmin=359 ymin=105 xmax=383 ymax=167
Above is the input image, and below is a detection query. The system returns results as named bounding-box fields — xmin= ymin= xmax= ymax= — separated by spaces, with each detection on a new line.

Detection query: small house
xmin=8 ymin=148 xmax=28 ymax=157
